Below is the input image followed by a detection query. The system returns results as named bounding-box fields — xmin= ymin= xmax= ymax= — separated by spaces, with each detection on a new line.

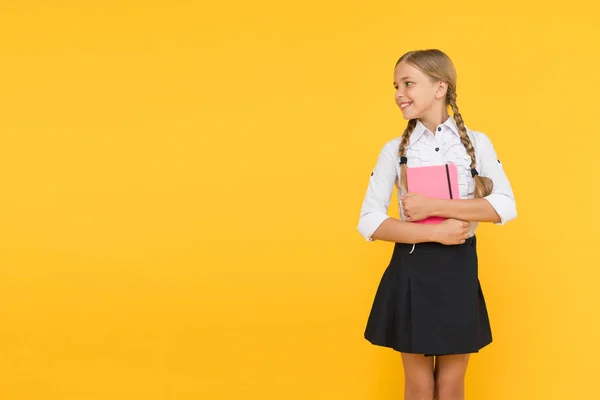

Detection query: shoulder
xmin=465 ymin=127 xmax=495 ymax=150
xmin=378 ymin=137 xmax=402 ymax=161
xmin=365 ymin=137 xmax=401 ymax=166
xmin=465 ymin=128 xmax=503 ymax=166
xmin=382 ymin=136 xmax=402 ymax=152
xmin=371 ymin=136 xmax=401 ymax=158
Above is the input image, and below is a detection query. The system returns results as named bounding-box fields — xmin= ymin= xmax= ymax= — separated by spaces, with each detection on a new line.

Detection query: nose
xmin=396 ymin=88 xmax=405 ymax=100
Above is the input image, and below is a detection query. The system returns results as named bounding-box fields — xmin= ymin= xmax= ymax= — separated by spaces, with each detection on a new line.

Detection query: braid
xmin=447 ymin=90 xmax=493 ymax=198
xmin=398 ymin=118 xmax=417 ymax=193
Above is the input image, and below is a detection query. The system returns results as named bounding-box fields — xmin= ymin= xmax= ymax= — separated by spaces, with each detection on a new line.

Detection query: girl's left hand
xmin=401 ymin=193 xmax=437 ymax=222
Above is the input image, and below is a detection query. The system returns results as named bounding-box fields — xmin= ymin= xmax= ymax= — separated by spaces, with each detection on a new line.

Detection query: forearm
xmin=431 ymin=198 xmax=500 ymax=223
xmin=371 ymin=218 xmax=436 ymax=244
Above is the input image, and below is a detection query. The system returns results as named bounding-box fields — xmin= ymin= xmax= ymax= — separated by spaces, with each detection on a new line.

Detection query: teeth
xmin=401 ymin=102 xmax=412 ymax=109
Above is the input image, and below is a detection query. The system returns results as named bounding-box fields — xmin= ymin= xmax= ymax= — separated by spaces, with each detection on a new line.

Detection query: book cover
xmin=405 ymin=163 xmax=460 ymax=224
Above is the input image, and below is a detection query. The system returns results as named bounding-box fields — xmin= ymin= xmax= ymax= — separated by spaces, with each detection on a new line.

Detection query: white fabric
xmin=357 ymin=116 xmax=517 ymax=242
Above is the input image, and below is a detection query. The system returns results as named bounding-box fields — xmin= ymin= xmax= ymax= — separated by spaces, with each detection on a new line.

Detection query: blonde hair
xmin=396 ymin=49 xmax=493 ymax=198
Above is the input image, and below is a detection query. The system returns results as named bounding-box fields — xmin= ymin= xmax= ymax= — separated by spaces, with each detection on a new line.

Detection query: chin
xmin=400 ymin=109 xmax=416 ymax=120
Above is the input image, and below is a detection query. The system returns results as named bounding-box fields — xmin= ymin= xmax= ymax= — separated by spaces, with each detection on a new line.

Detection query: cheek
xmin=412 ymin=90 xmax=435 ymax=107
xmin=407 ymin=92 xmax=421 ymax=108
xmin=407 ymin=88 xmax=420 ymax=102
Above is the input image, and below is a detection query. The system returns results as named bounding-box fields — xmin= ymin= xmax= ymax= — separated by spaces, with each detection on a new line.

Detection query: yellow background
xmin=0 ymin=0 xmax=598 ymax=399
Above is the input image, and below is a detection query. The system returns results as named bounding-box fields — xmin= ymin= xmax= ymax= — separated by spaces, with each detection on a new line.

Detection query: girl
xmin=357 ymin=49 xmax=517 ymax=400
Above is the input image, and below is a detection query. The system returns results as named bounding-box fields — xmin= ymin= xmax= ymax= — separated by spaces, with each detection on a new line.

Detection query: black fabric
xmin=364 ymin=236 xmax=492 ymax=356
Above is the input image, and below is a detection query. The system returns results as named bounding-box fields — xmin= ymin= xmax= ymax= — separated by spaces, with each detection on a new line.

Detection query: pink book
xmin=405 ymin=163 xmax=460 ymax=224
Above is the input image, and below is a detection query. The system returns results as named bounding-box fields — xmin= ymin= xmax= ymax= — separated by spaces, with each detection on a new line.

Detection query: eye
xmin=406 ymin=81 xmax=414 ymax=87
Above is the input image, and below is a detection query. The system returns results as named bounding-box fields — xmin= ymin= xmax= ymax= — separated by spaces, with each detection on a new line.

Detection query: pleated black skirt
xmin=364 ymin=236 xmax=492 ymax=356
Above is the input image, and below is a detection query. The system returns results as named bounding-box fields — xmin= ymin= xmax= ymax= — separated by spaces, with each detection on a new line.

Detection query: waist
xmin=395 ymin=235 xmax=476 ymax=250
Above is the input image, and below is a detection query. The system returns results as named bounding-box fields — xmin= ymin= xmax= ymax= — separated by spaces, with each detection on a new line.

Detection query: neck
xmin=420 ymin=109 xmax=450 ymax=135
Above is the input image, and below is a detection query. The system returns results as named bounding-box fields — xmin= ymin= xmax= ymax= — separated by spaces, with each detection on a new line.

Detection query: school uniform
xmin=358 ymin=116 xmax=516 ymax=356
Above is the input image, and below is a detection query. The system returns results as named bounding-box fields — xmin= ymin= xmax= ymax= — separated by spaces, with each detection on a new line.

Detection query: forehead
xmin=393 ymin=61 xmax=427 ymax=81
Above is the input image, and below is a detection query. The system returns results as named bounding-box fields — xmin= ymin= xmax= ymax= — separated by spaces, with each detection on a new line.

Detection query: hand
xmin=432 ymin=218 xmax=471 ymax=245
xmin=401 ymin=192 xmax=436 ymax=222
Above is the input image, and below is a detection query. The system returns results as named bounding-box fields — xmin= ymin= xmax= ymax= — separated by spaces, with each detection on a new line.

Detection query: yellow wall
xmin=0 ymin=1 xmax=598 ymax=399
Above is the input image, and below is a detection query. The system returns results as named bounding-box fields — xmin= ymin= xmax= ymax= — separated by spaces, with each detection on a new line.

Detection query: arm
xmin=370 ymin=217 xmax=438 ymax=243
xmin=427 ymin=132 xmax=517 ymax=224
xmin=358 ymin=141 xmax=472 ymax=245
xmin=357 ymin=141 xmax=441 ymax=244
xmin=430 ymin=198 xmax=501 ymax=223
xmin=357 ymin=141 xmax=431 ymax=243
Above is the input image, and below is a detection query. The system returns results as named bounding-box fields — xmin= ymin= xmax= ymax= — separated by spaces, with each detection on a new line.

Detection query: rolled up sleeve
xmin=357 ymin=141 xmax=398 ymax=241
xmin=477 ymin=132 xmax=517 ymax=225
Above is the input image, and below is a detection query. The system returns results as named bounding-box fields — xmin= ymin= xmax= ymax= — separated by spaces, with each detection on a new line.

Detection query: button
xmin=437 ymin=127 xmax=442 ymax=132
xmin=435 ymin=147 xmax=440 ymax=152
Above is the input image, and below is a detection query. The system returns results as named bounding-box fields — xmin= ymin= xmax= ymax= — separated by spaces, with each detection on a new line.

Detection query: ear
xmin=435 ymin=81 xmax=448 ymax=100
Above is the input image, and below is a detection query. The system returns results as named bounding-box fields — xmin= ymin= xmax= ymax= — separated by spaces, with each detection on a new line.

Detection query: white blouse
xmin=357 ymin=117 xmax=517 ymax=241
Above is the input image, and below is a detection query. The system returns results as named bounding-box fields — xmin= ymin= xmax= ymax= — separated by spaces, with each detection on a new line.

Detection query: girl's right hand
xmin=432 ymin=218 xmax=471 ymax=245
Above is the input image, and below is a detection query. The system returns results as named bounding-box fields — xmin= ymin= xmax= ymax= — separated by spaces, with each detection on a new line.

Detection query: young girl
xmin=357 ymin=49 xmax=517 ymax=400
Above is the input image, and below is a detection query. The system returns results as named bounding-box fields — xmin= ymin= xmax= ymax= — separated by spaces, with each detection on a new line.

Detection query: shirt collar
xmin=408 ymin=116 xmax=460 ymax=146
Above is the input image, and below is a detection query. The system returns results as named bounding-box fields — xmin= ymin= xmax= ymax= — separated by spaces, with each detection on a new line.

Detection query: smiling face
xmin=393 ymin=61 xmax=446 ymax=121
